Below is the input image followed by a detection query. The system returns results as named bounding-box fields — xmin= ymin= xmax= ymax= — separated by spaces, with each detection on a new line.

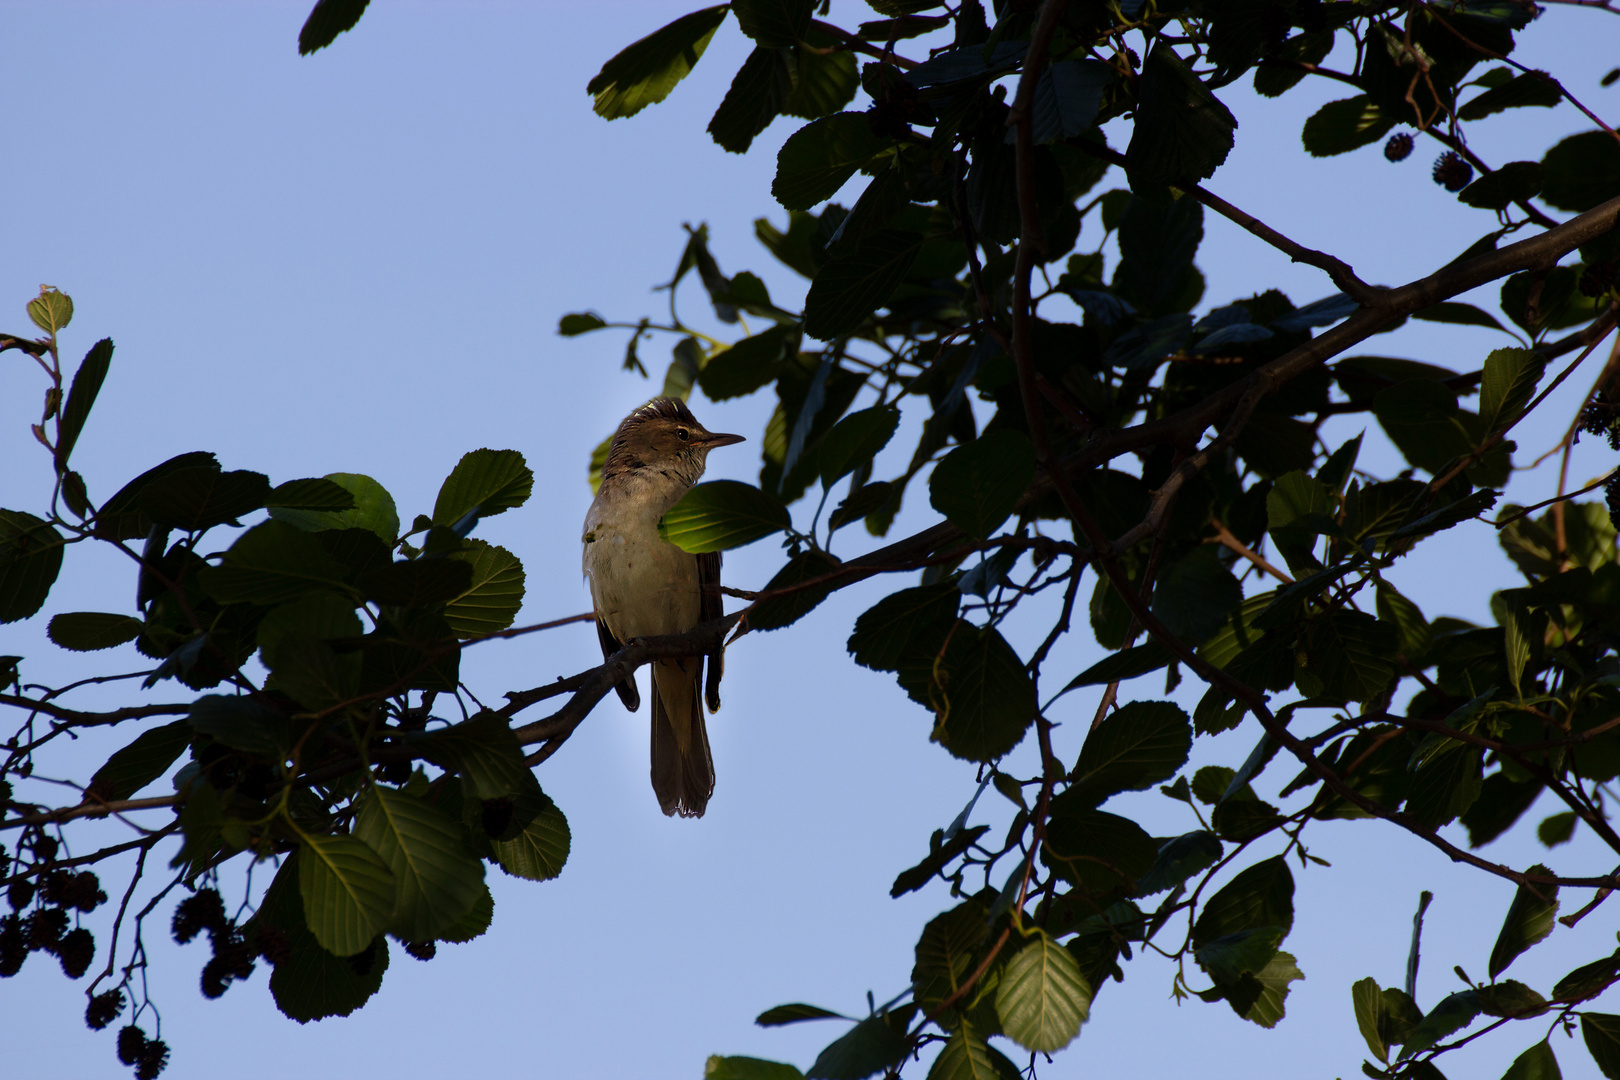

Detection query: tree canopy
xmin=6 ymin=1 xmax=1620 ymax=1078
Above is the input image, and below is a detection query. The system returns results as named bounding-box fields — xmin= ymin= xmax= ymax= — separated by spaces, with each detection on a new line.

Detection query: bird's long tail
xmin=650 ymin=657 xmax=714 ymax=818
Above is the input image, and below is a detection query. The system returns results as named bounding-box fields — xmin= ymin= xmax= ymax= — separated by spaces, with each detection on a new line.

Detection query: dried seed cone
xmin=135 ymin=1039 xmax=170 ymax=1080
xmin=0 ymin=913 xmax=26 ymax=976
xmin=86 ymin=989 xmax=126 ymax=1030
xmin=57 ymin=927 xmax=94 ymax=978
xmin=1385 ymin=133 xmax=1414 ymax=162
xmin=116 ymin=1025 xmax=147 ymax=1066
xmin=1432 ymin=152 xmax=1474 ymax=192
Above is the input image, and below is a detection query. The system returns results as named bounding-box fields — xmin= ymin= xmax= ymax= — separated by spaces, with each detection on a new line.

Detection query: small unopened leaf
xmin=756 ymin=1003 xmax=847 ymax=1027
xmin=558 ymin=312 xmax=608 ymax=336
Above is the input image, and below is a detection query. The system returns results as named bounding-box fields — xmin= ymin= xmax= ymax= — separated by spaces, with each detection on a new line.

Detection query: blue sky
xmin=4 ymin=2 xmax=1620 ymax=1077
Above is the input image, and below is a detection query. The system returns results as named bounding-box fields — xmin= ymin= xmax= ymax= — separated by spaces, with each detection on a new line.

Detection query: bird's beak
xmin=700 ymin=431 xmax=746 ymax=448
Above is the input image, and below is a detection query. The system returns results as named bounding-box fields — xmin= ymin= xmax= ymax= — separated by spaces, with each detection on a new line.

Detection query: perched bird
xmin=581 ymin=398 xmax=744 ymax=817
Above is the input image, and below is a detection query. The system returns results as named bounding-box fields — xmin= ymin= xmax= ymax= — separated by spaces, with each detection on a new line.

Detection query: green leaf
xmin=358 ymin=558 xmax=475 ymax=608
xmin=1478 ymin=979 xmax=1549 ymax=1019
xmin=1552 ymin=950 xmax=1620 ymax=1002
xmin=706 ymin=1057 xmax=806 ymax=1080
xmin=1489 ymin=866 xmax=1559 ymax=979
xmin=266 ymin=478 xmax=357 ymax=512
xmin=773 ymin=112 xmax=888 ymax=211
xmin=296 ymin=832 xmax=395 ymax=956
xmin=660 ymin=479 xmax=792 ymax=553
xmin=354 ymin=787 xmax=485 ymax=942
xmin=413 ymin=710 xmax=538 ymax=800
xmin=1193 ymin=855 xmax=1294 ymax=946
xmin=1227 ymin=950 xmax=1302 ymax=1028
xmin=1196 ymin=925 xmax=1284 ymax=985
xmin=1376 ymin=581 xmax=1432 ymax=658
xmin=47 ymin=611 xmax=144 ymax=651
xmin=188 ymin=695 xmax=289 ymax=758
xmin=586 ymin=5 xmax=728 ymax=119
xmin=1124 ymin=44 xmax=1237 ymax=188
xmin=1353 ymin=976 xmax=1389 ymax=1063
xmin=733 ymin=0 xmax=813 ymax=48
xmin=26 ymin=286 xmax=73 ymax=333
xmin=86 ymin=719 xmax=191 ymax=802
xmin=750 ymin=550 xmax=841 ymax=631
xmin=818 ymin=406 xmax=899 ymax=488
xmin=256 ymin=853 xmax=389 ymax=1021
xmin=1459 ymin=71 xmax=1561 ymax=120
xmin=828 ymin=480 xmax=894 ymax=532
xmin=925 ymin=1029 xmax=1017 ymax=1080
xmin=264 ymin=634 xmax=361 ymax=711
xmin=557 ymin=311 xmax=607 ymax=336
xmin=701 ymin=324 xmax=799 ymax=401
xmin=929 ymin=431 xmax=1036 ymax=540
xmin=1069 ymin=700 xmax=1192 ymax=808
xmin=1479 ymin=348 xmax=1545 ymax=432
xmin=1060 ymin=639 xmax=1172 ymax=692
xmin=490 ymin=789 xmax=571 ymax=881
xmin=1151 ymin=545 xmax=1242 ymax=642
xmin=1266 ymin=470 xmax=1333 ymax=530
xmin=1042 ymin=803 xmax=1157 ymax=894
xmin=1412 ymin=301 xmax=1508 ymax=333
xmin=1137 ymin=830 xmax=1222 ymax=896
xmin=756 ymin=1003 xmax=847 ymax=1026
xmin=1304 ymin=611 xmax=1397 ymax=703
xmin=709 ymin=46 xmax=794 ymax=154
xmin=847 ymin=583 xmax=959 ymax=671
xmin=433 ymin=449 xmax=533 ymax=527
xmin=783 ymin=35 xmax=859 ymax=120
xmin=806 ymin=1015 xmax=908 ymax=1080
xmin=443 ymin=540 xmax=525 ymax=637
xmin=930 ymin=625 xmax=1038 ymax=762
xmin=1584 ymin=1014 xmax=1620 ymax=1079
xmin=270 ymin=472 xmax=399 ymax=543
xmin=1400 ymin=990 xmax=1481 ymax=1057
xmin=803 ymin=230 xmax=923 ymax=340
xmin=995 ymin=930 xmax=1090 ymax=1053
xmin=0 ymin=510 xmax=66 ymax=623
xmin=139 ymin=467 xmax=270 ymax=531
xmin=912 ymin=900 xmax=991 ymax=1015
xmin=1032 ymin=60 xmax=1112 ymax=144
xmin=199 ymin=520 xmax=352 ymax=605
xmin=1301 ymin=96 xmax=1397 ymax=157
xmin=1500 ymin=1040 xmax=1562 ymax=1080
xmin=1541 ymin=131 xmax=1620 ymax=213
xmin=298 ymin=0 xmax=370 ymax=55
xmin=92 ymin=451 xmax=220 ymax=541
xmin=1460 ymin=162 xmax=1544 ymax=211
xmin=55 ymin=337 xmax=113 ymax=473
xmin=1115 ymin=195 xmax=1203 ymax=316
xmin=436 ymin=881 xmax=493 ymax=944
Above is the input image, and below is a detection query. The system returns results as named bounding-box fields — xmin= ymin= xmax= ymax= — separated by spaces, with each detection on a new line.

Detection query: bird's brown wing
xmin=597 ymin=617 xmax=640 ymax=711
xmin=698 ymin=550 xmax=723 ymax=712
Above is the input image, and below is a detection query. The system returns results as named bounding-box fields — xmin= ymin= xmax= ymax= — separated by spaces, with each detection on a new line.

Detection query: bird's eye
xmin=676 ymin=428 xmax=690 ymax=441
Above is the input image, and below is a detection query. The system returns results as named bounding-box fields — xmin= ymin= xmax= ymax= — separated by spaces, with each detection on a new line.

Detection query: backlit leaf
xmin=660 ymin=480 xmax=792 ymax=553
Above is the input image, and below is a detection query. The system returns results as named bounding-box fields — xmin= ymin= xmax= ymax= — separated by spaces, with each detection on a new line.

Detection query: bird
xmin=581 ymin=397 xmax=744 ymax=817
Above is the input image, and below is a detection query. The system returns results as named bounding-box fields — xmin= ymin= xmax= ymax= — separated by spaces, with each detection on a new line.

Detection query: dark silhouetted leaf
xmin=47 ymin=611 xmax=143 ymax=651
xmin=1070 ymin=700 xmax=1192 ymax=808
xmin=803 ymin=230 xmax=923 ymax=340
xmin=87 ymin=720 xmax=191 ymax=803
xmin=929 ymin=430 xmax=1036 ymax=539
xmin=140 ymin=468 xmax=270 ymax=531
xmin=55 ymin=337 xmax=113 ymax=473
xmin=0 ymin=510 xmax=66 ymax=623
xmin=773 ymin=112 xmax=889 ymax=211
xmin=298 ymin=0 xmax=370 ymax=55
xmin=1302 ymin=96 xmax=1396 ymax=157
xmin=433 ymin=449 xmax=533 ymax=527
xmin=1489 ymin=867 xmax=1559 ymax=979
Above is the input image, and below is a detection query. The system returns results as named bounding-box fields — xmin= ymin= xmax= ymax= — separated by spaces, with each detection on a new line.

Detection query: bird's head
xmin=602 ymin=398 xmax=744 ymax=483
